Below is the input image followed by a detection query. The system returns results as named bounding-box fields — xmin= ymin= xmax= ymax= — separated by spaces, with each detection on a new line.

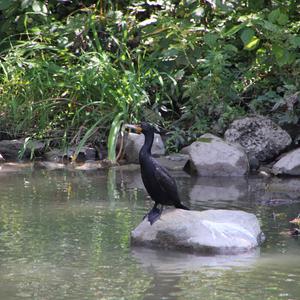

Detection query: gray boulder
xmin=131 ymin=209 xmax=264 ymax=255
xmin=156 ymin=154 xmax=190 ymax=171
xmin=0 ymin=139 xmax=44 ymax=160
xmin=272 ymin=148 xmax=300 ymax=176
xmin=124 ymin=132 xmax=165 ymax=163
xmin=181 ymin=134 xmax=249 ymax=176
xmin=225 ymin=116 xmax=292 ymax=162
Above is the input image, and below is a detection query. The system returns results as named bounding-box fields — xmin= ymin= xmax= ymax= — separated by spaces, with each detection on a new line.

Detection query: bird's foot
xmin=148 ymin=207 xmax=161 ymax=225
xmin=142 ymin=204 xmax=163 ymax=225
xmin=146 ymin=206 xmax=163 ymax=225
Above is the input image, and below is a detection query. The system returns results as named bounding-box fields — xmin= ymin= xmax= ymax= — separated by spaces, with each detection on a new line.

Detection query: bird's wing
xmin=152 ymin=159 xmax=179 ymax=197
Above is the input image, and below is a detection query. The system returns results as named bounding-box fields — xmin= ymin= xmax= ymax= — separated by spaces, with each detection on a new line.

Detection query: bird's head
xmin=124 ymin=122 xmax=159 ymax=135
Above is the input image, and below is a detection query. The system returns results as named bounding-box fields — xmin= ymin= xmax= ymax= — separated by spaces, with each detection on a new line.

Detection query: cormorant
xmin=125 ymin=122 xmax=189 ymax=224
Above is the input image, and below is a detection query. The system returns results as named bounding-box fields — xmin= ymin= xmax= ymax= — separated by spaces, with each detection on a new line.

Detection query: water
xmin=0 ymin=163 xmax=300 ymax=300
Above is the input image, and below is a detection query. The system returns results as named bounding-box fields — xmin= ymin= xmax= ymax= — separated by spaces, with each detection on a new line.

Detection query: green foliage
xmin=0 ymin=0 xmax=299 ymax=154
xmin=0 ymin=3 xmax=157 ymax=159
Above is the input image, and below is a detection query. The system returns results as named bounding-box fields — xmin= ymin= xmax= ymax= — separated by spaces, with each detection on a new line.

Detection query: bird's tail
xmin=175 ymin=203 xmax=190 ymax=210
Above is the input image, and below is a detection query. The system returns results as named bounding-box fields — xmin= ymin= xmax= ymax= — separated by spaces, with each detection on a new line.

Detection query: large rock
xmin=272 ymin=148 xmax=300 ymax=176
xmin=131 ymin=209 xmax=264 ymax=255
xmin=181 ymin=134 xmax=249 ymax=176
xmin=156 ymin=154 xmax=190 ymax=171
xmin=0 ymin=139 xmax=44 ymax=160
xmin=124 ymin=132 xmax=165 ymax=163
xmin=224 ymin=116 xmax=292 ymax=162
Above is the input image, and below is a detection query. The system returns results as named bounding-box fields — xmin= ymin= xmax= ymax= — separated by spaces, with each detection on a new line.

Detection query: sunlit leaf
xmin=192 ymin=7 xmax=204 ymax=21
xmin=32 ymin=1 xmax=41 ymax=12
xmin=174 ymin=69 xmax=185 ymax=81
xmin=223 ymin=23 xmax=245 ymax=37
xmin=147 ymin=0 xmax=164 ymax=5
xmin=21 ymin=0 xmax=32 ymax=9
xmin=186 ymin=0 xmax=197 ymax=5
xmin=206 ymin=0 xmax=216 ymax=8
xmin=244 ymin=36 xmax=260 ymax=50
xmin=139 ymin=18 xmax=157 ymax=27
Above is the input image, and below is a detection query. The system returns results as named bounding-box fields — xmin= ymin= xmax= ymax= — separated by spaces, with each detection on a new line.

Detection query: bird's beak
xmin=124 ymin=124 xmax=143 ymax=134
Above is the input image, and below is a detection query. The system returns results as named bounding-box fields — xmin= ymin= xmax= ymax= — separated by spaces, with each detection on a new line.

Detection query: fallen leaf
xmin=289 ymin=217 xmax=300 ymax=225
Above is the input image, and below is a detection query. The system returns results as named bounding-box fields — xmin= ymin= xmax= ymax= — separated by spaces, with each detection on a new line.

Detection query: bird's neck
xmin=141 ymin=131 xmax=154 ymax=155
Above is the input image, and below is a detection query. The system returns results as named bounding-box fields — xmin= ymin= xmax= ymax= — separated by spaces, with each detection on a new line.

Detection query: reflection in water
xmin=132 ymin=247 xmax=259 ymax=273
xmin=0 ymin=164 xmax=299 ymax=299
xmin=189 ymin=177 xmax=248 ymax=208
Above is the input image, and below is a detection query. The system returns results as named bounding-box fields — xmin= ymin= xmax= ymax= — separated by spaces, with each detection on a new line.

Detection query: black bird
xmin=126 ymin=122 xmax=189 ymax=224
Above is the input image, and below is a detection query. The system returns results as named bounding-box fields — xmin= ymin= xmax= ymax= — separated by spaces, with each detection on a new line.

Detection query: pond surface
xmin=0 ymin=163 xmax=299 ymax=300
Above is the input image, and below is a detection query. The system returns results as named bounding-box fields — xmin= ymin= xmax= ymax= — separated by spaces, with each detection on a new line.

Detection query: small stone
xmin=74 ymin=161 xmax=102 ymax=171
xmin=34 ymin=161 xmax=66 ymax=170
xmin=0 ymin=139 xmax=45 ymax=160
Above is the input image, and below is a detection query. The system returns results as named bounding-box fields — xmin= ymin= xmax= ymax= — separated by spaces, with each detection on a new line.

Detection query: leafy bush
xmin=0 ymin=0 xmax=299 ymax=155
xmin=0 ymin=3 xmax=160 ymax=156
